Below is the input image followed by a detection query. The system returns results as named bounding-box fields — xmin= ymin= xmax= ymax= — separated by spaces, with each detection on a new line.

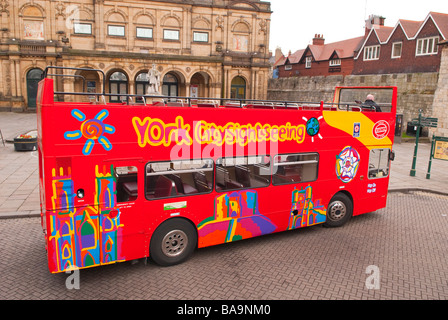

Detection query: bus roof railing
xmin=42 ymin=66 xmax=392 ymax=113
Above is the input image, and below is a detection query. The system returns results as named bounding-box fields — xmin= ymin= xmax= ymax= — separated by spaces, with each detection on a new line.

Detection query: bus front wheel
xmin=150 ymin=218 xmax=197 ymax=267
xmin=324 ymin=193 xmax=353 ymax=228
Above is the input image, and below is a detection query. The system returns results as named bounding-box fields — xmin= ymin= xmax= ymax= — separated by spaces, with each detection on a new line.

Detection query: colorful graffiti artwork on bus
xmin=64 ymin=109 xmax=116 ymax=156
xmin=48 ymin=164 xmax=123 ymax=272
xmin=289 ymin=186 xmax=326 ymax=229
xmin=336 ymin=146 xmax=360 ymax=183
xmin=197 ymin=190 xmax=277 ymax=247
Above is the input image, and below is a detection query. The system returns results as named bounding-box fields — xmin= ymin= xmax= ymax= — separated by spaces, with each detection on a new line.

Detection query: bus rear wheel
xmin=150 ymin=218 xmax=197 ymax=266
xmin=324 ymin=193 xmax=353 ymax=228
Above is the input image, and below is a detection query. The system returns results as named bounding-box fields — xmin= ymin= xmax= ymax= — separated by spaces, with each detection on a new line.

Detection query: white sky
xmin=268 ymin=0 xmax=448 ymax=55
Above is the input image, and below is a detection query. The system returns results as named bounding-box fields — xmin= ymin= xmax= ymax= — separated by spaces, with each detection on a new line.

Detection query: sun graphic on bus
xmin=64 ymin=109 xmax=116 ymax=156
xmin=302 ymin=116 xmax=323 ymax=142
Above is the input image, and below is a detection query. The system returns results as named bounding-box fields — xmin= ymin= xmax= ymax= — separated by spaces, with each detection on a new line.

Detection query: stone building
xmin=0 ymin=0 xmax=272 ymax=111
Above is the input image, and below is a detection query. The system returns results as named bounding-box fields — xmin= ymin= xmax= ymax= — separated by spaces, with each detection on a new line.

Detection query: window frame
xmin=145 ymin=159 xmax=214 ymax=200
xmin=215 ymin=155 xmax=271 ymax=192
xmin=272 ymin=153 xmax=319 ymax=186
xmin=305 ymin=56 xmax=312 ymax=69
xmin=416 ymin=36 xmax=439 ymax=56
xmin=391 ymin=42 xmax=402 ymax=59
xmin=163 ymin=29 xmax=180 ymax=41
xmin=136 ymin=27 xmax=153 ymax=39
xmin=329 ymin=59 xmax=341 ymax=66
xmin=115 ymin=166 xmax=138 ymax=203
xmin=74 ymin=22 xmax=92 ymax=35
xmin=363 ymin=45 xmax=380 ymax=61
xmin=193 ymin=31 xmax=209 ymax=43
xmin=368 ymin=148 xmax=391 ymax=179
xmin=107 ymin=25 xmax=125 ymax=37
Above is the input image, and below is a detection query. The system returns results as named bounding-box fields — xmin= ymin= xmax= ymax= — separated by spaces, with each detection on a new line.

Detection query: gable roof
xmin=356 ymin=11 xmax=448 ymax=60
xmin=280 ymin=36 xmax=364 ymax=65
xmin=397 ymin=19 xmax=422 ymax=39
xmin=385 ymin=12 xmax=448 ymax=43
xmin=375 ymin=26 xmax=395 ymax=43
xmin=426 ymin=11 xmax=448 ymax=40
xmin=354 ymin=26 xmax=393 ymax=59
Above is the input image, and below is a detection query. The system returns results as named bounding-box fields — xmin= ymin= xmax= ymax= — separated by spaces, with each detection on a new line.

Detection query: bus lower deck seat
xmin=147 ymin=175 xmax=177 ymax=199
xmin=166 ymin=173 xmax=198 ymax=195
xmin=216 ymin=166 xmax=244 ymax=190
xmin=192 ymin=171 xmax=212 ymax=193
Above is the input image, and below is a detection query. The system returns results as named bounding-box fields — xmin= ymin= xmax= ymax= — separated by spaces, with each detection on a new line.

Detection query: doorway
xmin=231 ymin=76 xmax=246 ymax=100
xmin=26 ymin=68 xmax=43 ymax=109
xmin=162 ymin=73 xmax=178 ymax=98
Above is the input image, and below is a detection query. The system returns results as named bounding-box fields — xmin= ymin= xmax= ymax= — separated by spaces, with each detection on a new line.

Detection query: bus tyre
xmin=150 ymin=219 xmax=197 ymax=267
xmin=324 ymin=193 xmax=353 ymax=228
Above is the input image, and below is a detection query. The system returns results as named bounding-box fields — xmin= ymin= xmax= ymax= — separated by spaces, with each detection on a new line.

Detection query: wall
xmin=267 ymin=72 xmax=439 ymax=132
xmin=432 ymin=44 xmax=448 ymax=137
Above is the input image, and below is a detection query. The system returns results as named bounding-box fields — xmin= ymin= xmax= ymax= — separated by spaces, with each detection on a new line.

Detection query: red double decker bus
xmin=37 ymin=67 xmax=396 ymax=273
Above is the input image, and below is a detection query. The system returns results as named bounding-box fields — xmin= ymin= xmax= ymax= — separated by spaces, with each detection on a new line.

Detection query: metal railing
xmin=43 ymin=66 xmax=386 ymax=112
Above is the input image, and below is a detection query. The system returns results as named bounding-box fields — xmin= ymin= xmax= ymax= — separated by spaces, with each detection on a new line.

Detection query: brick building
xmin=275 ymin=12 xmax=448 ymax=78
xmin=276 ymin=34 xmax=364 ymax=78
xmin=0 ymin=0 xmax=272 ymax=111
xmin=354 ymin=12 xmax=448 ymax=75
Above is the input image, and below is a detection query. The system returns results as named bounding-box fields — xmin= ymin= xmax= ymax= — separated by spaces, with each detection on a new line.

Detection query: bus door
xmin=362 ymin=147 xmax=393 ymax=212
xmin=105 ymin=162 xmax=147 ymax=262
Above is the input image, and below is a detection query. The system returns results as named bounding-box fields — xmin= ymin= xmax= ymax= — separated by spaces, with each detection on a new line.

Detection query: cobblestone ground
xmin=1 ymin=191 xmax=448 ymax=300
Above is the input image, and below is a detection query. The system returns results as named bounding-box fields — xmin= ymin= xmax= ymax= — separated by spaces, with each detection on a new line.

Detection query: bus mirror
xmin=389 ymin=151 xmax=395 ymax=161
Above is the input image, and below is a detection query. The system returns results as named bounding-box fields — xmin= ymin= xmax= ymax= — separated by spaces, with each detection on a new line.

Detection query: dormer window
xmin=305 ymin=56 xmax=312 ymax=68
xmin=363 ymin=45 xmax=380 ymax=61
xmin=416 ymin=36 xmax=438 ymax=56
xmin=329 ymin=59 xmax=341 ymax=66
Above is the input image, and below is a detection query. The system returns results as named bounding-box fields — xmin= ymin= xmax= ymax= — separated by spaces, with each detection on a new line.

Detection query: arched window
xmin=231 ymin=76 xmax=246 ymax=100
xmin=135 ymin=72 xmax=149 ymax=102
xmin=162 ymin=73 xmax=178 ymax=98
xmin=109 ymin=71 xmax=128 ymax=102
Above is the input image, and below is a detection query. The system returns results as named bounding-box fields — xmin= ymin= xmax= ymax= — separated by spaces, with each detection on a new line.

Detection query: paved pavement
xmin=1 ymin=190 xmax=448 ymax=300
xmin=1 ymin=111 xmax=447 ymax=219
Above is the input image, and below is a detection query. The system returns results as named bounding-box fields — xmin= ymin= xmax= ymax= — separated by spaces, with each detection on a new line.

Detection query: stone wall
xmin=432 ymin=44 xmax=448 ymax=137
xmin=268 ymin=72 xmax=440 ymax=134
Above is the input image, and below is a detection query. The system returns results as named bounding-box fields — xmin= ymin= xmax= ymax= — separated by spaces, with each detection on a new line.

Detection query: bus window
xmin=115 ymin=166 xmax=138 ymax=202
xmin=146 ymin=159 xmax=213 ymax=199
xmin=368 ymin=149 xmax=390 ymax=178
xmin=272 ymin=153 xmax=318 ymax=185
xmin=216 ymin=156 xmax=271 ymax=191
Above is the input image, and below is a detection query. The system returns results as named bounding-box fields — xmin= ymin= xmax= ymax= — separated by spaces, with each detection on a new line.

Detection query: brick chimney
xmin=365 ymin=15 xmax=386 ymax=36
xmin=312 ymin=34 xmax=325 ymax=46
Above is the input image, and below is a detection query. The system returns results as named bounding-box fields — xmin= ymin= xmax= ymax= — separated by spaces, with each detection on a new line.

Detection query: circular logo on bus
xmin=306 ymin=117 xmax=320 ymax=136
xmin=336 ymin=146 xmax=360 ymax=183
xmin=372 ymin=120 xmax=390 ymax=140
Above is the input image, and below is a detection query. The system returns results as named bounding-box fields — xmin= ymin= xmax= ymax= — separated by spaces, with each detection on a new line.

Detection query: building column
xmin=94 ymin=0 xmax=105 ymax=49
xmin=223 ymin=66 xmax=231 ymax=99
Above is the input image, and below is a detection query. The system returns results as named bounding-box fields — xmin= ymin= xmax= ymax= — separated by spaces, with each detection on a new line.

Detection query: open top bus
xmin=37 ymin=67 xmax=396 ymax=273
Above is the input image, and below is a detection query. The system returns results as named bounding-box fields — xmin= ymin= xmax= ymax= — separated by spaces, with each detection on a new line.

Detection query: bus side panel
xmin=44 ymin=156 xmax=147 ymax=273
xmin=195 ymin=181 xmax=330 ymax=249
